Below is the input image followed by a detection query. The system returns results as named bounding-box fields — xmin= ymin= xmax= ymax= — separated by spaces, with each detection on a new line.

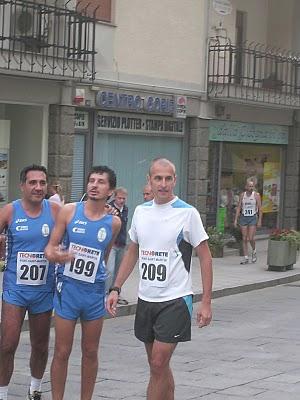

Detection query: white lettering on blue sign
xmin=96 ymin=91 xmax=175 ymax=114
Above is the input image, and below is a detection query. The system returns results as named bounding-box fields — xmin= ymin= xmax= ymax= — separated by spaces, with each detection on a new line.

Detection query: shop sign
xmin=96 ymin=91 xmax=175 ymax=115
xmin=213 ymin=0 xmax=232 ymax=15
xmin=209 ymin=121 xmax=288 ymax=144
xmin=175 ymin=95 xmax=187 ymax=119
xmin=75 ymin=111 xmax=89 ymax=129
xmin=96 ymin=111 xmax=184 ymax=135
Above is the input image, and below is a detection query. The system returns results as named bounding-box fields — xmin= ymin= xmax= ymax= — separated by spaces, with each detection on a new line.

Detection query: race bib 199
xmin=16 ymin=252 xmax=49 ymax=285
xmin=63 ymin=242 xmax=101 ymax=283
xmin=139 ymin=249 xmax=170 ymax=288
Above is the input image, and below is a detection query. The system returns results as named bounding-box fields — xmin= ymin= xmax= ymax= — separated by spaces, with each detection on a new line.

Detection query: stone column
xmin=187 ymin=117 xmax=209 ymax=224
xmin=48 ymin=104 xmax=75 ymax=202
xmin=283 ymin=118 xmax=300 ymax=229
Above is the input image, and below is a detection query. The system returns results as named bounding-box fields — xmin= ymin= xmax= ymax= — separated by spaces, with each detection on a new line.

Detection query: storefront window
xmin=219 ymin=143 xmax=282 ymax=231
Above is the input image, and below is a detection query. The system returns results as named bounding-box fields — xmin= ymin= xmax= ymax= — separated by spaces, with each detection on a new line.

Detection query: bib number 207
xmin=141 ymin=263 xmax=166 ymax=282
xmin=19 ymin=264 xmax=47 ymax=281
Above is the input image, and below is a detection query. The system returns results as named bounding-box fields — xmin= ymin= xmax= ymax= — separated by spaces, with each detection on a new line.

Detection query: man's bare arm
xmin=195 ymin=240 xmax=213 ymax=328
xmin=104 ymin=215 xmax=122 ymax=264
xmin=106 ymin=241 xmax=139 ymax=316
xmin=45 ymin=204 xmax=75 ymax=264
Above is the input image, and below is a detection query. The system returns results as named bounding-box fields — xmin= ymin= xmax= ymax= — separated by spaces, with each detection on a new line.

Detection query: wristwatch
xmin=109 ymin=286 xmax=121 ymax=295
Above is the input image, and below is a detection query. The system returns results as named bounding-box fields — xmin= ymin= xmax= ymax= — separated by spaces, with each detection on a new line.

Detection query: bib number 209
xmin=141 ymin=263 xmax=166 ymax=282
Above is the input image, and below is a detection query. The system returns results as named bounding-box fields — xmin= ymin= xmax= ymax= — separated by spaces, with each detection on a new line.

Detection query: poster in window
xmin=262 ymin=162 xmax=280 ymax=213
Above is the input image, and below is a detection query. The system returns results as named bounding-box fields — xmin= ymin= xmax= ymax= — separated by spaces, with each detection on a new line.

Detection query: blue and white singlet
xmin=59 ymin=202 xmax=113 ymax=287
xmin=4 ymin=199 xmax=55 ymax=292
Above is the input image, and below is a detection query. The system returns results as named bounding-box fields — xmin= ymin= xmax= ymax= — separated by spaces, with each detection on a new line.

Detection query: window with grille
xmin=77 ymin=0 xmax=112 ymax=23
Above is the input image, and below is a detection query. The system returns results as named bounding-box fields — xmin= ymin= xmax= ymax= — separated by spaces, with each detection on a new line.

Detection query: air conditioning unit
xmin=11 ymin=8 xmax=49 ymax=51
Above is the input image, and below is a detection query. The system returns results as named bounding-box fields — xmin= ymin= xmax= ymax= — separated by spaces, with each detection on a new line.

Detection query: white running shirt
xmin=129 ymin=196 xmax=208 ymax=302
xmin=241 ymin=191 xmax=257 ymax=216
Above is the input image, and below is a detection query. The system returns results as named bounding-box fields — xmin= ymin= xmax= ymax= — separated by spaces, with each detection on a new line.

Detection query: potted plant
xmin=267 ymin=229 xmax=300 ymax=271
xmin=227 ymin=226 xmax=243 ymax=256
xmin=207 ymin=226 xmax=226 ymax=258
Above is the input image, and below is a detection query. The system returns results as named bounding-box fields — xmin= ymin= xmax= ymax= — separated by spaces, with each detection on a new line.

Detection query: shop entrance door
xmin=94 ymin=132 xmax=183 ymax=222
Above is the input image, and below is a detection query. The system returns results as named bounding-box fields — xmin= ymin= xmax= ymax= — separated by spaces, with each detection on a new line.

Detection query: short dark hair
xmin=87 ymin=166 xmax=117 ymax=189
xmin=148 ymin=158 xmax=176 ymax=176
xmin=20 ymin=164 xmax=48 ymax=183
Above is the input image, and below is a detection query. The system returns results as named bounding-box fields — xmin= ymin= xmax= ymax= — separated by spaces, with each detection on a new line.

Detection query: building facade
xmin=1 ymin=0 xmax=300 ymax=231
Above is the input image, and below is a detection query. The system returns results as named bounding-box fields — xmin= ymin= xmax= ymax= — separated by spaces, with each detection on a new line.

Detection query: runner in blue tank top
xmin=0 ymin=165 xmax=61 ymax=400
xmin=45 ymin=165 xmax=121 ymax=400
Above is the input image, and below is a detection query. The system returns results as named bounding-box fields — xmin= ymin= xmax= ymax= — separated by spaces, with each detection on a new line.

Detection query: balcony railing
xmin=208 ymin=38 xmax=300 ymax=107
xmin=0 ymin=0 xmax=97 ymax=80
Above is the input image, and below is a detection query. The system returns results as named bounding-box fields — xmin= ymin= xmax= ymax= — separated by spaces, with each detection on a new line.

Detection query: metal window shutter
xmin=71 ymin=134 xmax=85 ymax=201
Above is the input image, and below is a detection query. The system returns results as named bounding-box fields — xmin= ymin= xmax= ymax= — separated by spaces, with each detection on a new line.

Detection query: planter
xmin=234 ymin=240 xmax=244 ymax=256
xmin=210 ymin=245 xmax=224 ymax=258
xmin=267 ymin=239 xmax=297 ymax=271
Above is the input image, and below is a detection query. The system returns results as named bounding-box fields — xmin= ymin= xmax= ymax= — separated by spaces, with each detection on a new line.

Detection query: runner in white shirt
xmin=234 ymin=179 xmax=262 ymax=264
xmin=107 ymin=158 xmax=212 ymax=400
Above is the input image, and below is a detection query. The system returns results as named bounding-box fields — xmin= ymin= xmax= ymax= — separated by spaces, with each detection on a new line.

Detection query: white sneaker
xmin=240 ymin=257 xmax=249 ymax=265
xmin=252 ymin=251 xmax=257 ymax=263
xmin=27 ymin=390 xmax=42 ymax=400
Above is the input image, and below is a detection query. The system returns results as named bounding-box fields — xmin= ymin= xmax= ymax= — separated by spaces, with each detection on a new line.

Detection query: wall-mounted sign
xmin=75 ymin=111 xmax=89 ymax=129
xmin=96 ymin=91 xmax=175 ymax=115
xmin=213 ymin=0 xmax=232 ymax=16
xmin=209 ymin=121 xmax=288 ymax=144
xmin=74 ymin=88 xmax=85 ymax=105
xmin=175 ymin=95 xmax=187 ymax=119
xmin=96 ymin=111 xmax=184 ymax=135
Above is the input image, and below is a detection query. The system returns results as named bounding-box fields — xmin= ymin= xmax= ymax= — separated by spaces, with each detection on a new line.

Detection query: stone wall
xmin=187 ymin=117 xmax=209 ymax=225
xmin=48 ymin=105 xmax=75 ymax=202
xmin=283 ymin=121 xmax=300 ymax=229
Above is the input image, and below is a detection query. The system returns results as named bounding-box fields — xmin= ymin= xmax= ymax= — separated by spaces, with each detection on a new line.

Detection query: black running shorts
xmin=134 ymin=295 xmax=193 ymax=344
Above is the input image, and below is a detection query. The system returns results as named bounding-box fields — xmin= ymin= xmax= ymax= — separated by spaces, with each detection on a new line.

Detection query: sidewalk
xmin=1 ymin=239 xmax=300 ymax=327
xmin=116 ymin=238 xmax=300 ymax=317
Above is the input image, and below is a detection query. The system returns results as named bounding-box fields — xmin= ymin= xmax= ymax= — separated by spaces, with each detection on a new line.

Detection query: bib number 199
xmin=141 ymin=263 xmax=166 ymax=282
xmin=69 ymin=258 xmax=95 ymax=277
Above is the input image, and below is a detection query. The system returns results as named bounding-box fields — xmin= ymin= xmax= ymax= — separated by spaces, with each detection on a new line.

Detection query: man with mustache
xmin=0 ymin=164 xmax=60 ymax=400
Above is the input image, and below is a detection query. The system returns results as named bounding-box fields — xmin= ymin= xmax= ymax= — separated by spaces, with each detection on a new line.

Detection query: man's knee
xmin=149 ymin=354 xmax=170 ymax=375
xmin=0 ymin=337 xmax=19 ymax=357
xmin=53 ymin=345 xmax=72 ymax=362
xmin=82 ymin=346 xmax=98 ymax=361
xmin=31 ymin=340 xmax=49 ymax=357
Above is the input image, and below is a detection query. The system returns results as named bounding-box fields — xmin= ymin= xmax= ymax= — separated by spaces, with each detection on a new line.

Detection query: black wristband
xmin=109 ymin=286 xmax=121 ymax=295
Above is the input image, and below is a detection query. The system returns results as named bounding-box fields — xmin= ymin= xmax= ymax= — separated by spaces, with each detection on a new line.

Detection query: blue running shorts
xmin=239 ymin=214 xmax=257 ymax=226
xmin=2 ymin=289 xmax=53 ymax=314
xmin=53 ymin=279 xmax=106 ymax=321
